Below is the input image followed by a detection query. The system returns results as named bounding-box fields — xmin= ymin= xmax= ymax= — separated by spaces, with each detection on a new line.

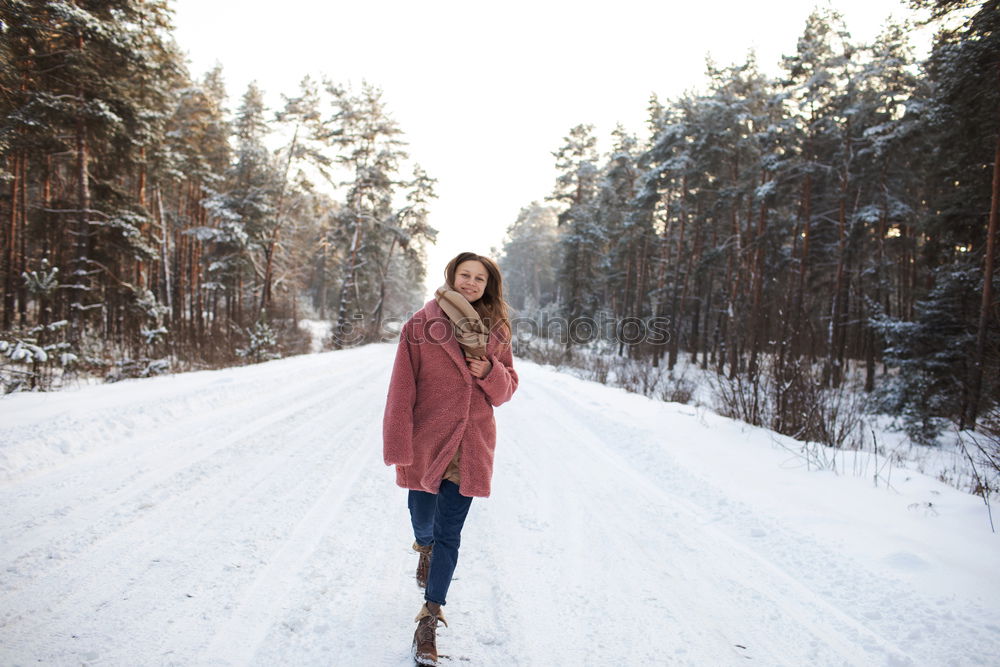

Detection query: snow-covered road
xmin=1 ymin=344 xmax=998 ymax=665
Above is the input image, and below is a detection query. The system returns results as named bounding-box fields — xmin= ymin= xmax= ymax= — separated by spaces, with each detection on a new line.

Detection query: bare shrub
xmin=514 ymin=336 xmax=570 ymax=368
xmin=106 ymin=358 xmax=172 ymax=382
xmin=1 ymin=321 xmax=79 ymax=393
xmin=975 ymin=407 xmax=1000 ymax=486
xmin=513 ymin=336 xmax=696 ymax=406
xmin=660 ymin=370 xmax=696 ymax=404
xmin=710 ymin=368 xmax=764 ymax=427
xmin=616 ymin=358 xmax=663 ymax=396
xmin=810 ymin=378 xmax=867 ymax=450
xmin=711 ymin=354 xmax=868 ymax=451
xmin=582 ymin=352 xmax=612 ymax=384
xmin=958 ymin=406 xmax=1000 ymax=531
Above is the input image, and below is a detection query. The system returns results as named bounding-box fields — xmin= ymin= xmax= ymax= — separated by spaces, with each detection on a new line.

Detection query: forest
xmin=1 ymin=2 xmax=998 ymax=467
xmin=499 ymin=1 xmax=999 ymax=452
xmin=0 ymin=0 xmax=435 ymax=389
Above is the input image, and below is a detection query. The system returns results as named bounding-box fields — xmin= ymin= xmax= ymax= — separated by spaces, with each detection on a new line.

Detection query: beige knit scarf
xmin=434 ymin=284 xmax=489 ymax=359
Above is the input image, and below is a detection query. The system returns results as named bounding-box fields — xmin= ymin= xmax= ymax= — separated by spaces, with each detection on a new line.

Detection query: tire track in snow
xmin=0 ymin=350 xmax=381 ymax=549
xmin=485 ymin=363 xmax=915 ymax=665
xmin=0 ymin=354 xmax=390 ymax=663
xmin=201 ymin=415 xmax=378 ymax=665
xmin=540 ymin=369 xmax=912 ymax=661
xmin=3 ymin=348 xmax=996 ymax=665
xmin=0 ymin=364 xmax=375 ymax=572
xmin=246 ymin=487 xmax=412 ymax=666
xmin=1 ymin=384 xmax=374 ymax=624
xmin=465 ymin=370 xmax=751 ymax=664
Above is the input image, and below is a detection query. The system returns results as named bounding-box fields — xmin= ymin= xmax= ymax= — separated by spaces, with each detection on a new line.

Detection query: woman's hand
xmin=467 ymin=357 xmax=492 ymax=378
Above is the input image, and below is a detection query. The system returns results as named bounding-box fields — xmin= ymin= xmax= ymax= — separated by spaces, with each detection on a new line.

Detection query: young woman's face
xmin=454 ymin=260 xmax=489 ymax=303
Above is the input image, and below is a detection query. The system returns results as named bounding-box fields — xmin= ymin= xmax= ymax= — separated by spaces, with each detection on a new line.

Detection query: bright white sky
xmin=170 ymin=0 xmax=932 ymax=298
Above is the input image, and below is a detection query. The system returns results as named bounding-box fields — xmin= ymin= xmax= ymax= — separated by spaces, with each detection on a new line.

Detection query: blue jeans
xmin=408 ymin=480 xmax=474 ymax=606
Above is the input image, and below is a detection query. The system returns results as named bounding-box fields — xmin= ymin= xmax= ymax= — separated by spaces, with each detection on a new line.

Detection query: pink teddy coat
xmin=382 ymin=299 xmax=518 ymax=498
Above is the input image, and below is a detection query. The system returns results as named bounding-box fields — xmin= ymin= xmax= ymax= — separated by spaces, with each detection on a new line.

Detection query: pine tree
xmin=202 ymin=82 xmax=280 ymax=333
xmin=324 ymin=81 xmax=426 ymax=346
xmin=2 ymin=0 xmax=178 ymax=348
xmin=779 ymin=9 xmax=855 ymax=362
xmin=887 ymin=0 xmax=1000 ymax=430
xmin=549 ymin=124 xmax=602 ymax=332
xmin=873 ymin=268 xmax=979 ymax=442
xmin=373 ymin=163 xmax=438 ymax=332
xmin=847 ymin=19 xmax=923 ymax=392
xmin=1 ymin=7 xmax=438 ymax=382
xmin=635 ymin=101 xmax=691 ymax=363
xmin=499 ymin=202 xmax=560 ymax=313
xmin=602 ymin=125 xmax=667 ymax=360
xmin=260 ymin=76 xmax=329 ymax=315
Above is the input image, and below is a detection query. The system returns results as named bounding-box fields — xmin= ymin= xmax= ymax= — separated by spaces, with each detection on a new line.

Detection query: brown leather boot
xmin=413 ymin=541 xmax=432 ymax=589
xmin=412 ymin=601 xmax=447 ymax=666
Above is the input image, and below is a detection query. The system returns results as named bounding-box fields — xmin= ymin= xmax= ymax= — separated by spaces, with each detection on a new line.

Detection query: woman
xmin=383 ymin=252 xmax=518 ymax=666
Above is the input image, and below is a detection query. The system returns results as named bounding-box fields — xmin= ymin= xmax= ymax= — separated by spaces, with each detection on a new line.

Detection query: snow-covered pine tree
xmin=2 ymin=6 xmax=437 ymax=378
xmin=202 ymin=82 xmax=280 ymax=340
xmin=634 ymin=101 xmax=690 ymax=363
xmin=549 ymin=124 xmax=603 ymax=337
xmin=499 ymin=202 xmax=560 ymax=314
xmin=0 ymin=0 xmax=177 ymax=348
xmin=160 ymin=64 xmax=233 ymax=353
xmin=850 ymin=19 xmax=923 ymax=392
xmin=877 ymin=0 xmax=1000 ymax=432
xmin=598 ymin=126 xmax=656 ymax=358
xmin=325 ymin=82 xmax=418 ymax=347
xmin=872 ymin=268 xmax=979 ymax=443
xmin=370 ymin=162 xmax=437 ymax=335
xmin=779 ymin=8 xmax=855 ymax=362
xmin=259 ymin=76 xmax=329 ymax=316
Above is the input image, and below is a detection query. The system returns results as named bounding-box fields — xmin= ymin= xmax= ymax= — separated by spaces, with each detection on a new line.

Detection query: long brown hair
xmin=445 ymin=252 xmax=511 ymax=339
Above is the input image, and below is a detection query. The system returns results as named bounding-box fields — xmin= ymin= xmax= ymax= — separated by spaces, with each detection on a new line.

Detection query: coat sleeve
xmin=383 ymin=327 xmax=419 ymax=466
xmin=475 ymin=342 xmax=518 ymax=407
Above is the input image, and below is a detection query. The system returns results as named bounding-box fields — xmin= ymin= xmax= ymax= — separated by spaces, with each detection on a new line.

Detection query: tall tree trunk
xmin=725 ymin=191 xmax=744 ymax=378
xmin=72 ymin=73 xmax=92 ymax=343
xmin=3 ymin=152 xmax=21 ymax=329
xmin=260 ymin=123 xmax=299 ymax=316
xmin=17 ymin=151 xmax=28 ymax=326
xmin=706 ymin=223 xmax=719 ymax=371
xmin=747 ymin=172 xmax=769 ymax=380
xmin=156 ymin=187 xmax=172 ymax=317
xmin=195 ymin=221 xmax=205 ymax=344
xmin=669 ymin=179 xmax=696 ymax=370
xmin=373 ymin=237 xmax=398 ymax=338
xmin=136 ymin=147 xmax=148 ymax=290
xmin=826 ymin=131 xmax=850 ymax=388
xmin=634 ymin=236 xmax=652 ymax=362
xmin=6 ymin=66 xmax=31 ymax=329
xmin=867 ymin=165 xmax=892 ymax=393
xmin=640 ymin=213 xmax=670 ymax=365
xmin=967 ymin=119 xmax=1000 ymax=429
xmin=795 ymin=172 xmax=813 ymax=360
xmin=334 ymin=218 xmax=364 ymax=348
xmin=315 ymin=242 xmax=328 ymax=320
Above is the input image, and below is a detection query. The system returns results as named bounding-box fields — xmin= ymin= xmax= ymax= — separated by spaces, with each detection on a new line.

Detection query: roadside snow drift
xmin=1 ymin=344 xmax=998 ymax=665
